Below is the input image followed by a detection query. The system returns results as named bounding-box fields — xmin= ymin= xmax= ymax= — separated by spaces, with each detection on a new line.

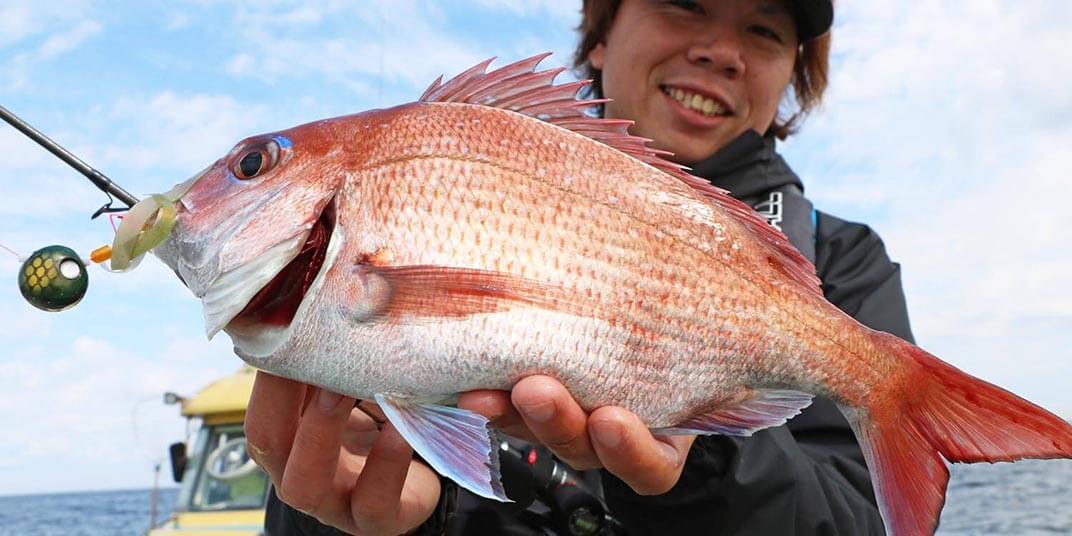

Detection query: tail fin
xmin=849 ymin=332 xmax=1072 ymax=536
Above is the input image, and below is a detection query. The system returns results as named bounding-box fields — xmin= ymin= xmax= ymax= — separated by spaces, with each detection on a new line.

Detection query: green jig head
xmin=14 ymin=175 xmax=196 ymax=312
xmin=18 ymin=245 xmax=89 ymax=312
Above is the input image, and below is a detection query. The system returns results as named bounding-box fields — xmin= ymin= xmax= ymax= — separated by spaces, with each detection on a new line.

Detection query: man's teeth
xmin=666 ymin=87 xmax=727 ymax=117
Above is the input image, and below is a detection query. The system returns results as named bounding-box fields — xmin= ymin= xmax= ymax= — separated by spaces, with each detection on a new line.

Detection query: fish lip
xmin=210 ymin=196 xmax=338 ymax=348
xmin=200 ymin=232 xmax=308 ymax=339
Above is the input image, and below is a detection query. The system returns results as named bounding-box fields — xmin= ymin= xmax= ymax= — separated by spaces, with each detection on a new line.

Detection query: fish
xmin=151 ymin=54 xmax=1072 ymax=535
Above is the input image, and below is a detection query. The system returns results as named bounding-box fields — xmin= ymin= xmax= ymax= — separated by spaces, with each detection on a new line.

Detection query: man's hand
xmin=245 ymin=371 xmax=441 ymax=535
xmin=459 ymin=375 xmax=696 ymax=495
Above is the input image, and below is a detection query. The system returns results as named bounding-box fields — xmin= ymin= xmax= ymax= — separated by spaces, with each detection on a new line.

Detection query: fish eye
xmin=232 ymin=138 xmax=281 ymax=180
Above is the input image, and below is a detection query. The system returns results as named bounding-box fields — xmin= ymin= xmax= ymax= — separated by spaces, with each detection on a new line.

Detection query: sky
xmin=0 ymin=1 xmax=1069 ymax=496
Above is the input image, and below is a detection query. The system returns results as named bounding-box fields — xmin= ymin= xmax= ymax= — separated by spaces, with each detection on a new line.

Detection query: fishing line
xmin=0 ymin=243 xmax=24 ymax=261
xmin=2 ymin=104 xmax=190 ymax=311
xmin=131 ymin=393 xmax=168 ymax=465
xmin=108 ymin=213 xmax=124 ymax=233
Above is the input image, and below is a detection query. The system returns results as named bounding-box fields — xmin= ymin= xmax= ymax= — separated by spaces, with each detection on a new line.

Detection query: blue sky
xmin=1 ymin=1 xmax=1070 ymax=496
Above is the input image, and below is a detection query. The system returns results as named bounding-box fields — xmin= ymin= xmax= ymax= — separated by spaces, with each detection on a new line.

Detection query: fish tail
xmin=849 ymin=332 xmax=1072 ymax=536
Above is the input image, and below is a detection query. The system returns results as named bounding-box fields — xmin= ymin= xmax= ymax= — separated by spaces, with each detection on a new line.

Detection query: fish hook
xmin=91 ymin=190 xmax=129 ymax=219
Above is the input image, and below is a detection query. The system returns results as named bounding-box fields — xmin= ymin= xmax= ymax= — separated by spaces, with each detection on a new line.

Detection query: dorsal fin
xmin=420 ymin=54 xmax=822 ymax=296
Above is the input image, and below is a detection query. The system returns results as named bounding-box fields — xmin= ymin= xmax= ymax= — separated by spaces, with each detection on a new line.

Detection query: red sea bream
xmin=151 ymin=55 xmax=1072 ymax=536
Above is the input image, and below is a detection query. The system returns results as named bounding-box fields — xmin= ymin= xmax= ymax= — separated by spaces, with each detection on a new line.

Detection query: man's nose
xmin=686 ymin=31 xmax=746 ymax=79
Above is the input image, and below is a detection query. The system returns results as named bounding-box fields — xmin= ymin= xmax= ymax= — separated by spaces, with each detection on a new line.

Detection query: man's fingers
xmin=351 ymin=422 xmax=424 ymax=535
xmin=355 ymin=400 xmax=387 ymax=423
xmin=341 ymin=408 xmax=383 ymax=455
xmin=511 ymin=376 xmax=601 ymax=470
xmin=458 ymin=390 xmax=534 ymax=441
xmin=276 ymin=388 xmax=356 ymax=516
xmin=588 ymin=406 xmax=695 ymax=495
xmin=245 ymin=371 xmax=307 ymax=484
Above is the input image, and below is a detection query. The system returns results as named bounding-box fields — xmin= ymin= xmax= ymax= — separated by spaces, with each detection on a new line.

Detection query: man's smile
xmin=660 ymin=84 xmax=734 ymax=117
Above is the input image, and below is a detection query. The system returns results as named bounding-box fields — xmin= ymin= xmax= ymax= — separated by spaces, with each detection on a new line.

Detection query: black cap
xmin=792 ymin=0 xmax=833 ymax=41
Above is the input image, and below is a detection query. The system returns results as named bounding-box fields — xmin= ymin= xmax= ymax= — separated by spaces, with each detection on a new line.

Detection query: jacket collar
xmin=687 ymin=130 xmax=804 ymax=199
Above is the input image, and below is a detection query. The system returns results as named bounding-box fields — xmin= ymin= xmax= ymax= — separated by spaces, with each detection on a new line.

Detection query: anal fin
xmin=655 ymin=389 xmax=814 ymax=436
xmin=374 ymin=394 xmax=509 ymax=502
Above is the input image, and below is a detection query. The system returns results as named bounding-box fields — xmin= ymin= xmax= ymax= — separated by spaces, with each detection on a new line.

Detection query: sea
xmin=0 ymin=460 xmax=1069 ymax=535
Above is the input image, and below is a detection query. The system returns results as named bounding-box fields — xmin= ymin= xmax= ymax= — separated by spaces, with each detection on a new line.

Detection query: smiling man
xmin=590 ymin=0 xmax=802 ymax=163
xmin=253 ymin=1 xmax=916 ymax=534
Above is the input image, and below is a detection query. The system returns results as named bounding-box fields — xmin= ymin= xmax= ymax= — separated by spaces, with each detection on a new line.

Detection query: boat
xmin=147 ymin=366 xmax=269 ymax=535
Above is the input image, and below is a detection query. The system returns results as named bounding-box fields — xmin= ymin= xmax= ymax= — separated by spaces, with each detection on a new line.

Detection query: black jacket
xmin=597 ymin=131 xmax=913 ymax=536
xmin=265 ymin=131 xmax=915 ymax=535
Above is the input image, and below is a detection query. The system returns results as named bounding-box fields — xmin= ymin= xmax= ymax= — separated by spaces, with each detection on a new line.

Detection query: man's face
xmin=589 ymin=0 xmax=799 ymax=164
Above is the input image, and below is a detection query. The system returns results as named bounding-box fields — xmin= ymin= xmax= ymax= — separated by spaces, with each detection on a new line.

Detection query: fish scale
xmin=150 ymin=55 xmax=1072 ymax=534
xmin=385 ymin=173 xmax=705 ymax=365
xmin=359 ymin=100 xmax=820 ymax=408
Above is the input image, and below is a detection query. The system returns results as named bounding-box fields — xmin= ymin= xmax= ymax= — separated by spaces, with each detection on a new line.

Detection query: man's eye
xmin=666 ymin=0 xmax=705 ymax=15
xmin=749 ymin=24 xmax=783 ymax=44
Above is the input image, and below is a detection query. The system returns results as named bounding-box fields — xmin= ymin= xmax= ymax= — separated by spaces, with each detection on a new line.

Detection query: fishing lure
xmin=18 ymin=245 xmax=88 ymax=312
xmin=2 ymin=104 xmax=187 ymax=310
xmin=104 ymin=179 xmax=195 ymax=272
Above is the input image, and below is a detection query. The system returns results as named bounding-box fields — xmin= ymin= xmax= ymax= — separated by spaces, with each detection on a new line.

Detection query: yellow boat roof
xmin=181 ymin=366 xmax=256 ymax=422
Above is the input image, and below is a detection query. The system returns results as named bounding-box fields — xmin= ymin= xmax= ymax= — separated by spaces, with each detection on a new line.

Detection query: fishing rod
xmin=2 ymin=104 xmax=175 ymax=312
xmin=0 ymin=104 xmax=139 ymax=216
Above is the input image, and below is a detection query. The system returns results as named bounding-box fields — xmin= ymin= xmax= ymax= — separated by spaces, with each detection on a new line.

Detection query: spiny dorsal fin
xmin=420 ymin=54 xmax=822 ymax=296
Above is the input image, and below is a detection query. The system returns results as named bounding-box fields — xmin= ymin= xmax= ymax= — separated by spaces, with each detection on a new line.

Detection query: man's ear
xmin=588 ymin=43 xmax=606 ymax=70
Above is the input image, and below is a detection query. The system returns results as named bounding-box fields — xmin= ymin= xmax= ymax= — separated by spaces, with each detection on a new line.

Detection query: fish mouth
xmin=229 ymin=198 xmax=337 ymax=332
xmin=199 ymin=195 xmax=339 ymax=352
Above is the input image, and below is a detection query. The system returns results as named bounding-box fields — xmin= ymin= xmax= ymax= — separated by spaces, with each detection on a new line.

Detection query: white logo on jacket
xmin=755 ymin=191 xmax=783 ymax=230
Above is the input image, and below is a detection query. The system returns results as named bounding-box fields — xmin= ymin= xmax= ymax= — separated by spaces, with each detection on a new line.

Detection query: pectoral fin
xmin=374 ymin=394 xmax=509 ymax=502
xmin=354 ymin=264 xmax=583 ymax=323
xmin=654 ymin=389 xmax=814 ymax=436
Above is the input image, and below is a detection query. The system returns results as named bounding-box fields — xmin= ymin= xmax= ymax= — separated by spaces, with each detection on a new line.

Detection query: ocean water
xmin=0 ymin=488 xmax=177 ymax=536
xmin=938 ymin=459 xmax=1072 ymax=535
xmin=0 ymin=461 xmax=1069 ymax=535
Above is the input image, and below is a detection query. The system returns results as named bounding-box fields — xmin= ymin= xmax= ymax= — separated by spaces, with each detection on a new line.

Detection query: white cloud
xmin=0 ymin=2 xmax=98 ymax=90
xmin=216 ymin=0 xmax=584 ymax=110
xmin=0 ymin=332 xmax=240 ymax=494
xmin=808 ymin=0 xmax=1071 ymax=184
xmin=220 ymin=1 xmax=487 ymax=93
xmin=0 ymin=136 xmax=109 ymax=221
xmin=165 ymin=11 xmax=192 ymax=31
xmin=885 ymin=132 xmax=1072 ymax=336
xmin=469 ymin=0 xmax=580 ymax=22
xmin=784 ymin=1 xmax=1072 ymax=416
xmin=0 ymin=306 xmax=52 ymax=342
xmin=0 ymin=2 xmax=93 ymax=47
xmin=1 ymin=55 xmax=31 ymax=91
xmin=277 ymin=5 xmax=324 ymax=25
xmin=98 ymin=91 xmax=268 ymax=173
xmin=225 ymin=52 xmax=256 ymax=77
xmin=0 ymin=6 xmax=34 ymax=46
xmin=35 ymin=20 xmax=101 ymax=60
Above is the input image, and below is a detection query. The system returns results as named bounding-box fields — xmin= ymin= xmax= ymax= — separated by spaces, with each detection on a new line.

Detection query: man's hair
xmin=573 ymin=0 xmax=831 ymax=140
